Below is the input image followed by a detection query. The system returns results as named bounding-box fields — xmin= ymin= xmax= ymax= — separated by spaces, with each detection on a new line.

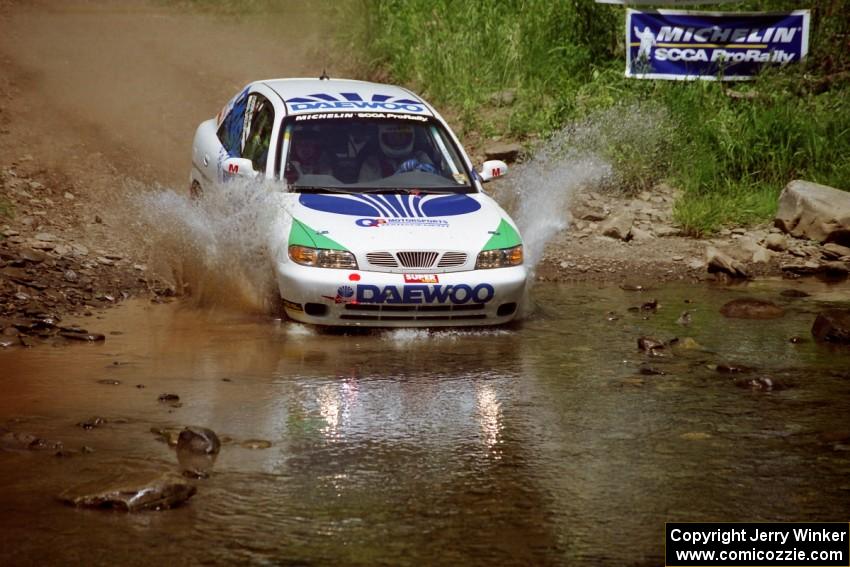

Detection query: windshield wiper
xmin=293 ymin=186 xmax=355 ymax=194
xmin=357 ymin=187 xmax=467 ymax=195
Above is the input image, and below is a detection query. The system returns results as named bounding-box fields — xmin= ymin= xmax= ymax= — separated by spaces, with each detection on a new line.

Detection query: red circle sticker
xmin=348 ymin=273 xmax=361 ymax=281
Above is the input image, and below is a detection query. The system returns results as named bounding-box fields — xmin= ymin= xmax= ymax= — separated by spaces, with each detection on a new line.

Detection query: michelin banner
xmin=626 ymin=9 xmax=810 ymax=80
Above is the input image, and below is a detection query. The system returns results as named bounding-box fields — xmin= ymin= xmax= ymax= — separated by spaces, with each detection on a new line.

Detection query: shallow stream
xmin=1 ymin=279 xmax=849 ymax=565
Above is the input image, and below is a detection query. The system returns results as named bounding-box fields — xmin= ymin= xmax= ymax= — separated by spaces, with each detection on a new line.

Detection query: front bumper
xmin=276 ymin=262 xmax=526 ymax=327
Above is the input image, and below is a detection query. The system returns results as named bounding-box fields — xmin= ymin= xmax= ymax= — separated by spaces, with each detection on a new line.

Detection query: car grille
xmin=365 ymin=252 xmax=398 ymax=268
xmin=437 ymin=252 xmax=468 ymax=268
xmin=365 ymin=251 xmax=468 ymax=271
xmin=397 ymin=251 xmax=439 ymax=268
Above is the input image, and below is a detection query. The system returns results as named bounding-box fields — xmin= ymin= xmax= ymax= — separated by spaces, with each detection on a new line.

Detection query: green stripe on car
xmin=482 ymin=218 xmax=521 ymax=250
xmin=289 ymin=219 xmax=348 ymax=251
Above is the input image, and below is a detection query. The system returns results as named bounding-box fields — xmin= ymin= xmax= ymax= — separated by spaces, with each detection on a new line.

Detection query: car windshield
xmin=280 ymin=116 xmax=474 ymax=193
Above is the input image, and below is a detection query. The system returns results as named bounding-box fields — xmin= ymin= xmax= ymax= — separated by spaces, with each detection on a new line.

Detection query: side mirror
xmin=479 ymin=160 xmax=508 ymax=183
xmin=222 ymin=157 xmax=258 ymax=179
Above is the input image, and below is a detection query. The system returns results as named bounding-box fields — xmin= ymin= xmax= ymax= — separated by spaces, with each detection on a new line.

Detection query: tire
xmin=189 ymin=180 xmax=203 ymax=200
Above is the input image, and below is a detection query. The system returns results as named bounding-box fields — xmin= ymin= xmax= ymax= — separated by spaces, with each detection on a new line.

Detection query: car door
xmin=192 ymin=86 xmax=249 ymax=187
xmin=240 ymin=93 xmax=276 ymax=176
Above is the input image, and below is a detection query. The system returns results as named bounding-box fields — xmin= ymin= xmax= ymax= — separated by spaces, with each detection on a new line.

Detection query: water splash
xmin=496 ymin=103 xmax=671 ymax=274
xmin=127 ymin=179 xmax=285 ymax=312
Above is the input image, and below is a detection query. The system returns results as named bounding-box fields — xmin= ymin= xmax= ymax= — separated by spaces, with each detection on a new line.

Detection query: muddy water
xmin=1 ymin=279 xmax=849 ymax=566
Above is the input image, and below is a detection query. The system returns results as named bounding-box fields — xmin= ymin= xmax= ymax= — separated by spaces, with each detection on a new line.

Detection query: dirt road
xmin=0 ymin=0 xmax=329 ymax=187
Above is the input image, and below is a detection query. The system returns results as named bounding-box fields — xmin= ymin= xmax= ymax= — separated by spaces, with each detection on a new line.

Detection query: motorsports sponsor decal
xmin=355 ymin=218 xmax=449 ymax=228
xmin=626 ymin=9 xmax=810 ymax=80
xmin=286 ymin=93 xmax=430 ymax=115
xmin=323 ymin=284 xmax=494 ymax=305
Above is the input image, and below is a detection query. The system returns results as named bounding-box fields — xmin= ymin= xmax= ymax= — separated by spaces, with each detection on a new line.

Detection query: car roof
xmin=260 ymin=78 xmax=435 ymax=117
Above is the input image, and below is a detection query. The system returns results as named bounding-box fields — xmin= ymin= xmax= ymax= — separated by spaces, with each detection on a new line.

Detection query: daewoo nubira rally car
xmin=190 ymin=77 xmax=526 ymax=327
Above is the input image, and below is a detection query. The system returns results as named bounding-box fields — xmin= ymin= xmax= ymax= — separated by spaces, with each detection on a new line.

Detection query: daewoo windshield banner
xmin=626 ymin=9 xmax=810 ymax=80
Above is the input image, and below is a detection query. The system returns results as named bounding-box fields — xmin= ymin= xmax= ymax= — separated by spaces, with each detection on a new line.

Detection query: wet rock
xmin=158 ymin=393 xmax=180 ymax=403
xmin=177 ymin=427 xmax=221 ymax=478
xmin=483 ymin=142 xmax=521 ymax=163
xmin=720 ymin=298 xmax=785 ymax=319
xmin=735 ymin=376 xmax=787 ymax=391
xmin=77 ymin=417 xmax=106 ymax=430
xmin=774 ymin=179 xmax=850 ymax=244
xmin=789 ymin=336 xmax=807 ymax=344
xmin=60 ymin=331 xmax=105 ymax=341
xmin=780 ymin=289 xmax=810 ymax=298
xmin=600 ymin=212 xmax=633 ymax=241
xmin=58 ymin=471 xmax=196 ymax=512
xmin=620 ymin=283 xmax=651 ymax=292
xmin=641 ymin=299 xmax=659 ymax=311
xmin=96 ymin=379 xmax=121 ymax=385
xmin=639 ymin=364 xmax=665 ymax=376
xmin=637 ymin=336 xmax=665 ymax=353
xmin=676 ymin=310 xmax=692 ymax=326
xmin=706 ymin=247 xmax=749 ymax=278
xmin=1 ymin=430 xmax=60 ymax=451
xmin=240 ymin=439 xmax=272 ymax=450
xmin=177 ymin=427 xmax=221 ymax=455
xmin=811 ymin=309 xmax=850 ymax=344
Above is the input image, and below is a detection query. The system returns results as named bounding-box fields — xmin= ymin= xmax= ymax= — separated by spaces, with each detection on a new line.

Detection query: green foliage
xmin=343 ymin=0 xmax=850 ymax=234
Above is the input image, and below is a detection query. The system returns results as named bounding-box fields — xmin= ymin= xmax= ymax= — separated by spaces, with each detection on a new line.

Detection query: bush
xmin=343 ymin=0 xmax=850 ymax=234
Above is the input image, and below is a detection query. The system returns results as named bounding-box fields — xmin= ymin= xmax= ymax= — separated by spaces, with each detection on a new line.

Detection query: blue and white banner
xmin=626 ymin=9 xmax=810 ymax=80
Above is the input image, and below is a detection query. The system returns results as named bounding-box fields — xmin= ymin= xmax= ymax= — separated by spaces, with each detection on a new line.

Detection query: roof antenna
xmin=319 ymin=68 xmax=329 ymax=80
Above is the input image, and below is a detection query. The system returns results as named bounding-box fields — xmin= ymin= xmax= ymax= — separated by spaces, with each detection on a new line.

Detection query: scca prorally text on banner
xmin=626 ymin=9 xmax=810 ymax=80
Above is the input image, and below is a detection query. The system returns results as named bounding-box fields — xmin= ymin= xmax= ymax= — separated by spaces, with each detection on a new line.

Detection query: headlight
xmin=289 ymin=245 xmax=358 ymax=269
xmin=475 ymin=245 xmax=523 ymax=269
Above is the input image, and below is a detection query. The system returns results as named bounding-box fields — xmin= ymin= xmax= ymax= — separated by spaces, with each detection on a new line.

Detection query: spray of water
xmin=126 ymin=179 xmax=286 ymax=312
xmin=495 ymin=103 xmax=671 ymax=275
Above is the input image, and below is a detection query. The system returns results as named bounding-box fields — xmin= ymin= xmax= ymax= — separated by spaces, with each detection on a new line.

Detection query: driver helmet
xmin=378 ymin=123 xmax=414 ymax=158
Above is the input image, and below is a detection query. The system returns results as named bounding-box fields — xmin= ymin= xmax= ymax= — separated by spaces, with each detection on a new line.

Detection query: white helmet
xmin=378 ymin=123 xmax=414 ymax=158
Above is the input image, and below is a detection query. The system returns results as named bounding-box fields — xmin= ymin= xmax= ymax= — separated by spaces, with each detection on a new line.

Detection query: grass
xmin=338 ymin=0 xmax=850 ymax=235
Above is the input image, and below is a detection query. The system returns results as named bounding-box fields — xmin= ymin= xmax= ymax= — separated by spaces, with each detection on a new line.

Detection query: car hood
xmin=286 ymin=192 xmax=519 ymax=254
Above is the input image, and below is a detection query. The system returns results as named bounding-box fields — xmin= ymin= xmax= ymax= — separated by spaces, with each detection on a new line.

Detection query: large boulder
xmin=811 ymin=309 xmax=850 ymax=344
xmin=775 ymin=180 xmax=850 ymax=244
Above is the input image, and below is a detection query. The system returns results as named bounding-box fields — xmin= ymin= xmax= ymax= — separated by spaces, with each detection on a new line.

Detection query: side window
xmin=216 ymin=89 xmax=249 ymax=157
xmin=242 ymin=94 xmax=275 ymax=173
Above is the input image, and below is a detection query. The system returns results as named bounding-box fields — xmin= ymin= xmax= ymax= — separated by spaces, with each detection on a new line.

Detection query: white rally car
xmin=191 ymin=78 xmax=526 ymax=327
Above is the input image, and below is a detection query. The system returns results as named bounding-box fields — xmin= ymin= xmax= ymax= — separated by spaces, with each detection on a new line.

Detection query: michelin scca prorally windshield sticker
xmin=299 ymin=193 xmax=481 ymax=218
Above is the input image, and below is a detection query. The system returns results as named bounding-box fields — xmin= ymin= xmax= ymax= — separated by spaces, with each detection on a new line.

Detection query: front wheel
xmin=189 ymin=180 xmax=203 ymax=200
